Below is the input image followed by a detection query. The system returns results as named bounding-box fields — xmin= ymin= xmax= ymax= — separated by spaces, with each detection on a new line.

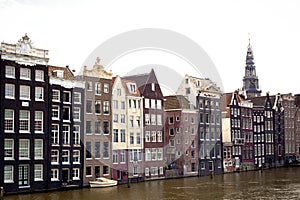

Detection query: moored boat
xmin=89 ymin=177 xmax=118 ymax=188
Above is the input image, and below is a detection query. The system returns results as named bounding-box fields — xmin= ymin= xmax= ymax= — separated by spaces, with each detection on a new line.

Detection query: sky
xmin=1 ymin=0 xmax=300 ymax=95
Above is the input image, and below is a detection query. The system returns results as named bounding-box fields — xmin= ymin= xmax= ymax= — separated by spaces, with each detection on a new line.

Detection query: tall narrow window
xmin=52 ymin=105 xmax=59 ymax=119
xmin=51 ymin=150 xmax=59 ymax=164
xmin=103 ymin=121 xmax=109 ymax=135
xmin=51 ymin=124 xmax=59 ymax=145
xmin=95 ymin=121 xmax=101 ymax=134
xmin=4 ymin=139 xmax=14 ymax=160
xmin=95 ymin=82 xmax=101 ymax=95
xmin=73 ymin=107 xmax=80 ymax=121
xmin=34 ymin=111 xmax=43 ymax=133
xmin=86 ymin=142 xmax=92 ymax=159
xmin=63 ymin=91 xmax=71 ymax=103
xmin=73 ymin=150 xmax=80 ymax=164
xmin=35 ymin=87 xmax=44 ymax=101
xmin=95 ymin=100 xmax=101 ymax=114
xmin=63 ymin=106 xmax=70 ymax=121
xmin=4 ymin=109 xmax=14 ymax=132
xmin=4 ymin=165 xmax=14 ymax=183
xmin=103 ymin=101 xmax=110 ymax=114
xmin=52 ymin=90 xmax=60 ymax=101
xmin=113 ymin=129 xmax=119 ymax=142
xmin=73 ymin=125 xmax=80 ymax=145
xmin=35 ymin=70 xmax=44 ymax=81
xmin=103 ymin=142 xmax=109 ymax=158
xmin=34 ymin=139 xmax=43 ymax=159
xmin=19 ymin=110 xmax=30 ymax=132
xmin=62 ymin=125 xmax=70 ymax=145
xmin=95 ymin=142 xmax=101 ymax=158
xmin=104 ymin=83 xmax=109 ymax=93
xmin=5 ymin=84 xmax=15 ymax=99
xmin=20 ymin=85 xmax=30 ymax=100
xmin=86 ymin=100 xmax=92 ymax=113
xmin=62 ymin=150 xmax=70 ymax=164
xmin=74 ymin=92 xmax=81 ymax=104
xmin=121 ymin=129 xmax=126 ymax=142
xmin=5 ymin=65 xmax=15 ymax=78
xmin=19 ymin=139 xmax=29 ymax=159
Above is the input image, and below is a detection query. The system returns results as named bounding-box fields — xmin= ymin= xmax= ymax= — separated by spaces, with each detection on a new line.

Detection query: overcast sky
xmin=1 ymin=0 xmax=300 ymax=95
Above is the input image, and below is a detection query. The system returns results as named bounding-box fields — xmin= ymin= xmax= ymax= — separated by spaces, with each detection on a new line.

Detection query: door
xmin=62 ymin=169 xmax=69 ymax=183
xmin=95 ymin=166 xmax=100 ymax=178
xmin=208 ymin=161 xmax=214 ymax=172
xmin=18 ymin=165 xmax=29 ymax=187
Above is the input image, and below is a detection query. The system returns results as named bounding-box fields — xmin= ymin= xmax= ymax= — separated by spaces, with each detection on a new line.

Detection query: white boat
xmin=89 ymin=177 xmax=118 ymax=188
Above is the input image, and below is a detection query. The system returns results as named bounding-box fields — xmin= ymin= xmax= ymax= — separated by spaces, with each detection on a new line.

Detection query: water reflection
xmin=5 ymin=168 xmax=300 ymax=200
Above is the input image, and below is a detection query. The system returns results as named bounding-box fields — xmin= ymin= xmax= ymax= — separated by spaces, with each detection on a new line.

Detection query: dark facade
xmin=197 ymin=95 xmax=223 ymax=175
xmin=47 ymin=66 xmax=84 ymax=190
xmin=0 ymin=35 xmax=50 ymax=193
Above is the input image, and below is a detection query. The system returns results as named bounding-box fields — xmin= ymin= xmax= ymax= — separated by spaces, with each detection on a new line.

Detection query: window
xmin=121 ymin=101 xmax=125 ymax=109
xmin=5 ymin=84 xmax=15 ymax=99
xmin=5 ymin=66 xmax=15 ymax=78
xmin=62 ymin=150 xmax=70 ymax=164
xmin=169 ymin=128 xmax=174 ymax=136
xmin=146 ymin=131 xmax=151 ymax=142
xmin=157 ymin=114 xmax=162 ymax=125
xmin=104 ymin=83 xmax=109 ymax=93
xmin=95 ymin=82 xmax=101 ymax=95
xmin=151 ymin=148 xmax=157 ymax=160
xmin=86 ymin=121 xmax=91 ymax=134
xmin=113 ymin=129 xmax=119 ymax=142
xmin=128 ymin=83 xmax=136 ymax=93
xmin=136 ymin=117 xmax=140 ymax=127
xmin=169 ymin=116 xmax=174 ymax=124
xmin=74 ymin=92 xmax=81 ymax=104
xmin=145 ymin=114 xmax=150 ymax=125
xmin=151 ymin=99 xmax=156 ymax=109
xmin=117 ymin=89 xmax=122 ymax=96
xmin=34 ymin=111 xmax=43 ymax=133
xmin=73 ymin=107 xmax=80 ymax=121
xmin=145 ymin=168 xmax=150 ymax=176
xmin=113 ymin=114 xmax=118 ymax=123
xmin=121 ymin=129 xmax=126 ymax=142
xmin=51 ymin=169 xmax=59 ymax=181
xmin=157 ymin=131 xmax=162 ymax=142
xmin=95 ymin=121 xmax=101 ymax=134
xmin=152 ymin=131 xmax=156 ymax=142
xmin=103 ymin=121 xmax=109 ymax=135
xmin=103 ymin=142 xmax=109 ymax=158
xmin=20 ymin=85 xmax=30 ymax=100
xmin=73 ymin=168 xmax=80 ymax=180
xmin=151 ymin=83 xmax=155 ymax=91
xmin=52 ymin=90 xmax=60 ymax=101
xmin=63 ymin=91 xmax=71 ymax=103
xmin=169 ymin=139 xmax=175 ymax=147
xmin=113 ymin=150 xmax=118 ymax=164
xmin=19 ymin=165 xmax=29 ymax=186
xmin=133 ymin=167 xmax=138 ymax=176
xmin=120 ymin=150 xmax=125 ymax=163
xmin=51 ymin=124 xmax=59 ymax=145
xmin=73 ymin=150 xmax=80 ymax=164
xmin=103 ymin=101 xmax=110 ymax=114
xmin=103 ymin=166 xmax=109 ymax=175
xmin=86 ymin=166 xmax=92 ymax=176
xmin=130 ymin=132 xmax=134 ymax=144
xmin=4 ymin=139 xmax=14 ymax=160
xmin=34 ymin=139 xmax=43 ymax=159
xmin=145 ymin=148 xmax=151 ymax=161
xmin=4 ymin=165 xmax=13 ymax=183
xmin=129 ymin=116 xmax=134 ymax=127
xmin=113 ymin=100 xmax=118 ymax=109
xmin=34 ymin=164 xmax=43 ymax=181
xmin=95 ymin=100 xmax=101 ymax=114
xmin=20 ymin=68 xmax=31 ymax=80
xmin=145 ymin=98 xmax=150 ymax=108
xmin=151 ymin=167 xmax=158 ymax=176
xmin=157 ymin=148 xmax=163 ymax=160
xmin=151 ymin=114 xmax=156 ymax=125
xmin=35 ymin=70 xmax=44 ymax=81
xmin=86 ymin=100 xmax=92 ymax=113
xmin=87 ymin=82 xmax=92 ymax=91
xmin=62 ymin=125 xmax=70 ymax=145
xmin=121 ymin=114 xmax=125 ymax=123
xmin=19 ymin=139 xmax=29 ymax=159
xmin=73 ymin=125 xmax=80 ymax=145
xmin=157 ymin=100 xmax=162 ymax=109
xmin=63 ymin=106 xmax=70 ymax=121
xmin=35 ymin=87 xmax=44 ymax=101
xmin=52 ymin=105 xmax=59 ymax=119
xmin=51 ymin=150 xmax=59 ymax=164
xmin=137 ymin=133 xmax=141 ymax=144
xmin=19 ymin=110 xmax=30 ymax=132
xmin=4 ymin=109 xmax=14 ymax=132
xmin=86 ymin=142 xmax=92 ymax=159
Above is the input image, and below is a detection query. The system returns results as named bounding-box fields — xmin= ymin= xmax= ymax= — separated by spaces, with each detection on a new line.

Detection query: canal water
xmin=5 ymin=167 xmax=300 ymax=200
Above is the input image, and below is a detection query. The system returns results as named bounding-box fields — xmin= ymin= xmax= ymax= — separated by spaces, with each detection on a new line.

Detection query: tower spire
xmin=242 ymin=35 xmax=261 ymax=98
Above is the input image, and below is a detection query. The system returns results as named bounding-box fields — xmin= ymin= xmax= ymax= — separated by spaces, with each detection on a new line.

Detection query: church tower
xmin=242 ymin=36 xmax=261 ymax=98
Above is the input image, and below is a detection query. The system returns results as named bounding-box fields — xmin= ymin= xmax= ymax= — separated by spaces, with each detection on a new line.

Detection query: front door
xmin=208 ymin=161 xmax=214 ymax=172
xmin=18 ymin=165 xmax=29 ymax=187
xmin=62 ymin=169 xmax=69 ymax=183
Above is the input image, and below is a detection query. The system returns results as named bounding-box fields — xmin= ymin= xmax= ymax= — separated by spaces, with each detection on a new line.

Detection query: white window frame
xmin=34 ymin=111 xmax=43 ymax=133
xmin=52 ymin=90 xmax=60 ymax=101
xmin=35 ymin=70 xmax=44 ymax=81
xmin=151 ymin=99 xmax=156 ymax=109
xmin=73 ymin=125 xmax=80 ymax=145
xmin=4 ymin=165 xmax=14 ymax=183
xmin=20 ymin=67 xmax=31 ymax=80
xmin=72 ymin=168 xmax=80 ymax=180
xmin=62 ymin=125 xmax=70 ymax=145
xmin=34 ymin=139 xmax=43 ymax=159
xmin=51 ymin=124 xmax=59 ymax=145
xmin=73 ymin=107 xmax=81 ymax=121
xmin=51 ymin=169 xmax=59 ymax=181
xmin=4 ymin=139 xmax=14 ymax=160
xmin=34 ymin=164 xmax=43 ymax=181
xmin=5 ymin=65 xmax=15 ymax=78
xmin=51 ymin=150 xmax=59 ymax=164
xmin=19 ymin=139 xmax=30 ymax=159
xmin=74 ymin=92 xmax=81 ymax=104
xmin=5 ymin=84 xmax=15 ymax=99
xmin=20 ymin=85 xmax=30 ymax=100
xmin=73 ymin=150 xmax=80 ymax=164
xmin=35 ymin=87 xmax=44 ymax=101
xmin=4 ymin=109 xmax=14 ymax=132
xmin=52 ymin=105 xmax=59 ymax=120
xmin=62 ymin=150 xmax=70 ymax=164
xmin=145 ymin=98 xmax=150 ymax=108
xmin=95 ymin=82 xmax=101 ymax=95
xmin=19 ymin=110 xmax=30 ymax=133
xmin=104 ymin=83 xmax=109 ymax=93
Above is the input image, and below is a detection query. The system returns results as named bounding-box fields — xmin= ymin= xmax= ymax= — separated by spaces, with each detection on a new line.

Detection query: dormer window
xmin=53 ymin=70 xmax=64 ymax=78
xmin=127 ymin=83 xmax=137 ymax=94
